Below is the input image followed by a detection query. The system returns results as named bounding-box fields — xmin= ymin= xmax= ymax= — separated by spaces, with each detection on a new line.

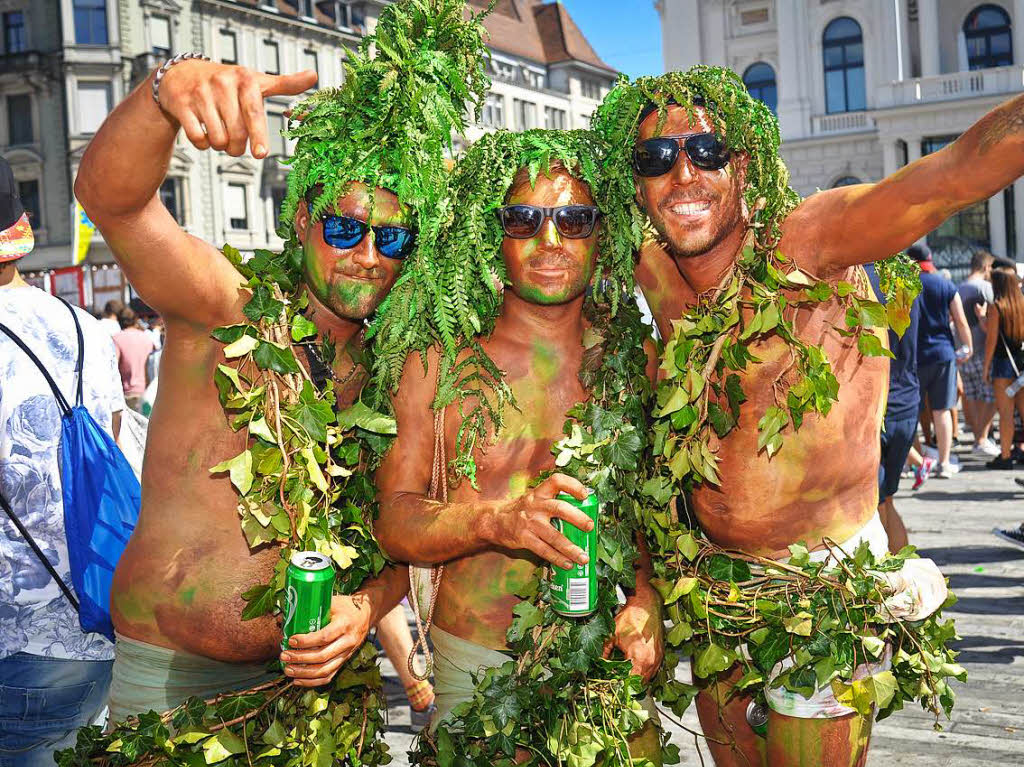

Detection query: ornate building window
xmin=742 ymin=62 xmax=777 ymax=114
xmin=964 ymin=4 xmax=1013 ymax=70
xmin=73 ymin=0 xmax=108 ymax=45
xmin=832 ymin=176 xmax=861 ymax=188
xmin=823 ymin=17 xmax=866 ymax=114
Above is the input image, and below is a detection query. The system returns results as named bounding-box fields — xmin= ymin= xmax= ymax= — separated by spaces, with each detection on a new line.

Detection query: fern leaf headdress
xmin=370 ymin=128 xmax=644 ymax=483
xmin=278 ymin=0 xmax=493 ymax=274
xmin=592 ymin=65 xmax=800 ymax=256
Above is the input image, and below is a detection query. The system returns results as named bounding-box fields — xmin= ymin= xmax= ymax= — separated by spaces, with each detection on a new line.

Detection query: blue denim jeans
xmin=0 ymin=653 xmax=112 ymax=767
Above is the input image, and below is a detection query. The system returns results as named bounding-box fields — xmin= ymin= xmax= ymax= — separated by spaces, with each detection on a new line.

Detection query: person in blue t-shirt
xmin=865 ymin=264 xmax=919 ymax=553
xmin=911 ymin=244 xmax=973 ymax=478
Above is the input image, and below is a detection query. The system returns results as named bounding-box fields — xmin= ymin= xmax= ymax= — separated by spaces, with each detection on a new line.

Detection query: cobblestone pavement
xmin=377 ymin=444 xmax=1024 ymax=766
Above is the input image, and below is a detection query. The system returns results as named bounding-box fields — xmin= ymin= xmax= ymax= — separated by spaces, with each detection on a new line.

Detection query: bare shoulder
xmin=394 ymin=346 xmax=440 ymax=410
xmin=778 ymin=185 xmax=867 ymax=274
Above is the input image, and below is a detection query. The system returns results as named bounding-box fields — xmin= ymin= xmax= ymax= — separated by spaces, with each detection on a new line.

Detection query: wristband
xmin=152 ymin=52 xmax=211 ymax=107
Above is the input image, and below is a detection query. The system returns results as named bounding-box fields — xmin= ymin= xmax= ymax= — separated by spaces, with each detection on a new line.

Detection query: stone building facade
xmin=656 ymin=0 xmax=1024 ymax=275
xmin=2 ymin=0 xmax=615 ymax=308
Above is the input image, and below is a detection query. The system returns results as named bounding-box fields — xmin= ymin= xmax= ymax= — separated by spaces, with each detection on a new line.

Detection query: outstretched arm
xmin=783 ymin=92 xmax=1024 ymax=273
xmin=374 ymin=350 xmax=593 ymax=569
xmin=74 ymin=61 xmax=316 ymax=328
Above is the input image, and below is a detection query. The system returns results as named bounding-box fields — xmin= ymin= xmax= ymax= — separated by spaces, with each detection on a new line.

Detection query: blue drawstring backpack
xmin=0 ymin=298 xmax=141 ymax=641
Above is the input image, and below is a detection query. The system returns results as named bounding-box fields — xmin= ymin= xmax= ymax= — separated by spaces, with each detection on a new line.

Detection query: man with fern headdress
xmin=373 ymin=129 xmax=667 ymax=765
xmin=72 ymin=0 xmax=490 ymax=728
xmin=589 ymin=65 xmax=995 ymax=766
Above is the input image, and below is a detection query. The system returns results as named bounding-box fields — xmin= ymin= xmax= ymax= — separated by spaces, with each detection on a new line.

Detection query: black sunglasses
xmin=632 ymin=133 xmax=731 ymax=177
xmin=322 ymin=215 xmax=416 ymax=260
xmin=495 ymin=205 xmax=601 ymax=240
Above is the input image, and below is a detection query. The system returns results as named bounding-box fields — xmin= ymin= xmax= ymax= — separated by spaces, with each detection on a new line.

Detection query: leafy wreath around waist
xmin=57 ymin=244 xmax=397 ymax=767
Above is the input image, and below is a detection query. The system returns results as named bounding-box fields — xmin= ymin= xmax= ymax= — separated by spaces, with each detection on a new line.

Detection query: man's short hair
xmin=907 ymin=244 xmax=931 ymax=262
xmin=117 ymin=307 xmax=136 ymax=329
xmin=970 ymin=249 xmax=994 ymax=273
xmin=104 ymin=299 xmax=124 ymax=317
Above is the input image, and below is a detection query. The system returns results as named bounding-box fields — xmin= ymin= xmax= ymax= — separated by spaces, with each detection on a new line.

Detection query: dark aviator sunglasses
xmin=633 ymin=133 xmax=731 ymax=178
xmin=322 ymin=215 xmax=416 ymax=260
xmin=495 ymin=205 xmax=601 ymax=240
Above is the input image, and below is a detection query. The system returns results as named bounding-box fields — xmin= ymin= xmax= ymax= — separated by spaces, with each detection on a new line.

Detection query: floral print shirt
xmin=1 ymin=286 xmax=124 ymax=660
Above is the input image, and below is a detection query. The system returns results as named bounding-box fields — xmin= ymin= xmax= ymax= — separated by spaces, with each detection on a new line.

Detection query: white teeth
xmin=669 ymin=201 xmax=712 ymax=215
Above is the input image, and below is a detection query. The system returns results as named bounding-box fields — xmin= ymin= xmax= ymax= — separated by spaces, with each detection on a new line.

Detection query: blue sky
xmin=557 ymin=1 xmax=664 ymax=79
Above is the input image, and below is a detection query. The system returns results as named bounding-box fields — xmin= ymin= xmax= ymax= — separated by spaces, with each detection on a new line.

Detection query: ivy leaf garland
xmin=59 ymin=1 xmax=496 ymax=763
xmin=594 ymin=65 xmax=961 ymax=733
xmin=415 ymin=298 xmax=679 ymax=767
xmin=57 ymin=244 xmax=394 ymax=767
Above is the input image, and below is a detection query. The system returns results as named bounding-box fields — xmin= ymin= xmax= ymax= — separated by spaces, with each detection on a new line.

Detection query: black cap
xmin=0 ymin=157 xmax=24 ymax=231
xmin=907 ymin=244 xmax=932 ymax=262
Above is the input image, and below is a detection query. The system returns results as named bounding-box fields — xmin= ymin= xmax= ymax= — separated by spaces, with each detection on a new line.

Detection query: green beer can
xmin=550 ymin=491 xmax=599 ymax=617
xmin=282 ymin=551 xmax=335 ymax=649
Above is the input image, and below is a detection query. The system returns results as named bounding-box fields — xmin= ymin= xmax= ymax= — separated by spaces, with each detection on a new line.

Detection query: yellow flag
xmin=72 ymin=200 xmax=96 ymax=265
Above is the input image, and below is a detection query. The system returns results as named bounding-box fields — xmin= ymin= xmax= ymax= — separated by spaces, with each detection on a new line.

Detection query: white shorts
xmin=765 ymin=512 xmax=891 ymax=720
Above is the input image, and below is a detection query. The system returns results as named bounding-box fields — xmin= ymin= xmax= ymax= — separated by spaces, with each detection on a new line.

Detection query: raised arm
xmin=782 ymin=92 xmax=1024 ymax=273
xmin=74 ymin=61 xmax=316 ymax=327
xmin=374 ymin=350 xmax=593 ymax=569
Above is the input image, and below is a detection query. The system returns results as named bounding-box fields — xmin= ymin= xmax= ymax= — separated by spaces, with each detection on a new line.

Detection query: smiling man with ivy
xmin=592 ymin=66 xmax=969 ymax=767
xmin=67 ymin=1 xmax=491 ymax=762
xmin=371 ymin=129 xmax=668 ymax=766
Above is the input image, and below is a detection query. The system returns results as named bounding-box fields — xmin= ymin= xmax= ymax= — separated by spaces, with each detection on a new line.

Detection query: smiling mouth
xmin=666 ymin=201 xmax=713 ymax=217
xmin=336 ymin=272 xmax=382 ymax=283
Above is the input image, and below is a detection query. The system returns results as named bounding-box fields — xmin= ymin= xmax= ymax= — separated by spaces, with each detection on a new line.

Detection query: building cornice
xmin=195 ymin=0 xmax=363 ymax=45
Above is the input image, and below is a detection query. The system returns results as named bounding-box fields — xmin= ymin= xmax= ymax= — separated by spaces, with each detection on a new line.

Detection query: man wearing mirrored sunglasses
xmin=72 ymin=59 xmax=432 ymax=720
xmin=375 ymin=130 xmax=664 ymax=762
xmin=591 ymin=65 xmax=999 ymax=767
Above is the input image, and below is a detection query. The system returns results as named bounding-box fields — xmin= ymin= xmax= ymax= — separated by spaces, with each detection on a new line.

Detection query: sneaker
xmin=974 ymin=439 xmax=1001 ymax=457
xmin=1015 ymin=477 xmax=1024 ymax=489
xmin=935 ymin=463 xmax=954 ymax=479
xmin=992 ymin=526 xmax=1024 ymax=550
xmin=913 ymin=457 xmax=936 ymax=490
xmin=987 ymin=455 xmax=1015 ymax=469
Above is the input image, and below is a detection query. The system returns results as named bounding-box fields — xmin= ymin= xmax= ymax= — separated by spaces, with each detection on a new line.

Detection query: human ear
xmin=295 ymin=201 xmax=311 ymax=245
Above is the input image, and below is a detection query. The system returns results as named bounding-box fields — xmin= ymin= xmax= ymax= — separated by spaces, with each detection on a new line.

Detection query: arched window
xmin=832 ymin=176 xmax=862 ymax=188
xmin=964 ymin=4 xmax=1013 ymax=70
xmin=743 ymin=62 xmax=777 ymax=114
xmin=823 ymin=17 xmax=866 ymax=114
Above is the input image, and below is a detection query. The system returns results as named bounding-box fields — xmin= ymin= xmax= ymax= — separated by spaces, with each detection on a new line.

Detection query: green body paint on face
xmin=179 ymin=587 xmax=196 ymax=606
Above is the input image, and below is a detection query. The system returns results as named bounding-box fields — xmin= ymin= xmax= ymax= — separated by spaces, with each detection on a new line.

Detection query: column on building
xmin=659 ymin=0 xmax=702 ymax=72
xmin=989 ymin=189 xmax=1008 ymax=258
xmin=1014 ymin=0 xmax=1024 ymax=71
xmin=917 ymin=0 xmax=940 ymax=76
xmin=1013 ymin=178 xmax=1024 ymax=262
xmin=881 ymin=138 xmax=899 ymax=178
xmin=775 ymin=0 xmax=811 ymax=141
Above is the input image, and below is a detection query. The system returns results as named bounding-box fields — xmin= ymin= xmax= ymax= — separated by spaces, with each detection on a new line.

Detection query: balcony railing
xmin=0 ymin=50 xmax=59 ymax=79
xmin=878 ymin=65 xmax=1024 ymax=108
xmin=810 ymin=111 xmax=875 ymax=135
